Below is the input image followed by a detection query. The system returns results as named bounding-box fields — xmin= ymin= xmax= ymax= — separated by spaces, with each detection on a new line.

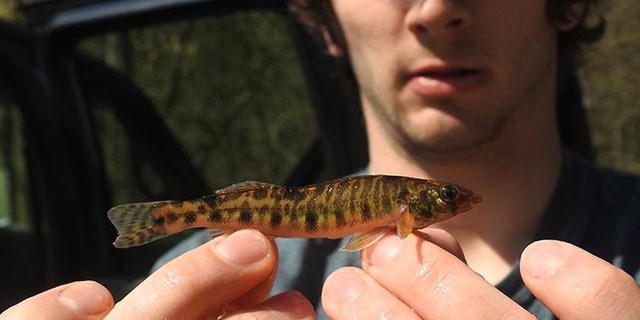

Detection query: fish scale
xmin=108 ymin=175 xmax=482 ymax=251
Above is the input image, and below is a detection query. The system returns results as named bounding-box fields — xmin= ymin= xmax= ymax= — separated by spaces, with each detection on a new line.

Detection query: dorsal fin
xmin=215 ymin=181 xmax=280 ymax=194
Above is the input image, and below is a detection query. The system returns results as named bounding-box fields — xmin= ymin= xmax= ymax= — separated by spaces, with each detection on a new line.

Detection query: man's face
xmin=329 ymin=0 xmax=562 ymax=157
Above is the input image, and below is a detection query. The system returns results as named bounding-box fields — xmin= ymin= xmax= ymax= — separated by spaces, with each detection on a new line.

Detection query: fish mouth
xmin=456 ymin=191 xmax=483 ymax=212
xmin=470 ymin=192 xmax=483 ymax=204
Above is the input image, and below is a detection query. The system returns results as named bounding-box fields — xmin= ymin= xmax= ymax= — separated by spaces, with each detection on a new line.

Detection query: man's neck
xmin=367 ymin=118 xmax=563 ymax=284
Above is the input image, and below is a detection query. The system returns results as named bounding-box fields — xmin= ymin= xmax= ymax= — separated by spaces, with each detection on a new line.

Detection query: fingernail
xmin=363 ymin=233 xmax=401 ymax=266
xmin=323 ymin=268 xmax=365 ymax=303
xmin=220 ymin=291 xmax=313 ymax=320
xmin=521 ymin=240 xmax=567 ymax=279
xmin=268 ymin=291 xmax=314 ymax=320
xmin=214 ymin=230 xmax=269 ymax=265
xmin=58 ymin=281 xmax=111 ymax=315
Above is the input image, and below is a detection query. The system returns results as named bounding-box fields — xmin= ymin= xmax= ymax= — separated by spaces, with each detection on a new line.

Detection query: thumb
xmin=0 ymin=281 xmax=114 ymax=320
xmin=521 ymin=240 xmax=640 ymax=320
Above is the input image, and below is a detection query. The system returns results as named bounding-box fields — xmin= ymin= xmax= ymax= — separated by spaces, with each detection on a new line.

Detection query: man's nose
xmin=406 ymin=0 xmax=472 ymax=34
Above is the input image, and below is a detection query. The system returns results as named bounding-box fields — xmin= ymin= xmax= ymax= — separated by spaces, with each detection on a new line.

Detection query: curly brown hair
xmin=289 ymin=0 xmax=604 ymax=67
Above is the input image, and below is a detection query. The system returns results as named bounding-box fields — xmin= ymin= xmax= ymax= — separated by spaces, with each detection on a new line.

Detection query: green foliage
xmin=0 ymin=105 xmax=30 ymax=229
xmin=0 ymin=0 xmax=19 ymax=20
xmin=82 ymin=11 xmax=317 ymax=203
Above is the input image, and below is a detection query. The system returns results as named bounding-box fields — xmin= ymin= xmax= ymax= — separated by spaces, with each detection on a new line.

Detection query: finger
xmin=224 ymin=237 xmax=280 ymax=313
xmin=0 ymin=281 xmax=113 ymax=320
xmin=105 ymin=229 xmax=278 ymax=320
xmin=360 ymin=231 xmax=532 ymax=319
xmin=222 ymin=291 xmax=314 ymax=320
xmin=323 ymin=267 xmax=421 ymax=320
xmin=322 ymin=229 xmax=470 ymax=320
xmin=416 ymin=227 xmax=467 ymax=262
xmin=521 ymin=240 xmax=640 ymax=320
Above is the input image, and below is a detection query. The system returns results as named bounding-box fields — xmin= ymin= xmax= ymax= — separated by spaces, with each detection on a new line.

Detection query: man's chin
xmin=403 ymin=131 xmax=500 ymax=160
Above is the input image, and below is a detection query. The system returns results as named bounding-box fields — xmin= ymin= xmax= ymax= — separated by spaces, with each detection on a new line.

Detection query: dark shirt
xmin=154 ymin=150 xmax=640 ymax=319
xmin=497 ymin=150 xmax=640 ymax=318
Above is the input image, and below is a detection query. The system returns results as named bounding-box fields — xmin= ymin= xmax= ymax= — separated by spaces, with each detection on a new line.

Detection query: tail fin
xmin=107 ymin=201 xmax=168 ymax=248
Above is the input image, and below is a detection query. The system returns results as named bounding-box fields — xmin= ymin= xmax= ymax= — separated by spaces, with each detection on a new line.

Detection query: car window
xmin=78 ymin=10 xmax=318 ymax=206
xmin=0 ymin=99 xmax=31 ymax=231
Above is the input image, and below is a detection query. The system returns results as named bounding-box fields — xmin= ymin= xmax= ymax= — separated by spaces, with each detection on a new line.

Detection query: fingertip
xmin=0 ymin=281 xmax=113 ymax=320
xmin=362 ymin=233 xmax=402 ymax=267
xmin=322 ymin=267 xmax=366 ymax=306
xmin=520 ymin=240 xmax=571 ymax=281
xmin=213 ymin=229 xmax=272 ymax=266
xmin=521 ymin=239 xmax=632 ymax=286
xmin=261 ymin=291 xmax=314 ymax=319
xmin=58 ymin=281 xmax=114 ymax=316
xmin=417 ymin=228 xmax=466 ymax=262
xmin=521 ymin=240 xmax=640 ymax=319
xmin=221 ymin=291 xmax=314 ymax=320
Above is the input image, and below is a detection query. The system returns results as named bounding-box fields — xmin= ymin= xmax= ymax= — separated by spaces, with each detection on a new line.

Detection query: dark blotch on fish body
xmin=334 ymin=210 xmax=346 ymax=229
xmin=209 ymin=210 xmax=223 ymax=223
xmin=361 ymin=202 xmax=372 ymax=222
xmin=270 ymin=212 xmax=282 ymax=230
xmin=239 ymin=208 xmax=253 ymax=225
xmin=153 ymin=217 xmax=165 ymax=226
xmin=305 ymin=211 xmax=318 ymax=232
xmin=184 ymin=212 xmax=196 ymax=225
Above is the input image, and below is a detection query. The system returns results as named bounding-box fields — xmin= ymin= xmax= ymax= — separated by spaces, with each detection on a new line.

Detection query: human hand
xmin=1 ymin=229 xmax=314 ymax=320
xmin=520 ymin=239 xmax=640 ymax=319
xmin=322 ymin=230 xmax=640 ymax=319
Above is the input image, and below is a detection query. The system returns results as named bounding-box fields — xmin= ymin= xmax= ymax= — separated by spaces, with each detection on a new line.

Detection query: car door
xmin=1 ymin=0 xmax=366 ymax=308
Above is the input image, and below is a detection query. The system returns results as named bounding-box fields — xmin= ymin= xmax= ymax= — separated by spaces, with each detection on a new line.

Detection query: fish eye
xmin=440 ymin=185 xmax=459 ymax=202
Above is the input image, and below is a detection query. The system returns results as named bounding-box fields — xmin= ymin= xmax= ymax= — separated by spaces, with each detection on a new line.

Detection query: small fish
xmin=107 ymin=175 xmax=481 ymax=251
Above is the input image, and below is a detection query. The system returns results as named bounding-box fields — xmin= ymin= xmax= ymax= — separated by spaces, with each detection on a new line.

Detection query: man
xmin=3 ymin=0 xmax=640 ymax=319
xmin=287 ymin=0 xmax=640 ymax=318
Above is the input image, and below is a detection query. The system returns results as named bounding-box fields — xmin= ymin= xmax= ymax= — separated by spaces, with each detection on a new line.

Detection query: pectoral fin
xmin=339 ymin=228 xmax=391 ymax=252
xmin=397 ymin=203 xmax=414 ymax=239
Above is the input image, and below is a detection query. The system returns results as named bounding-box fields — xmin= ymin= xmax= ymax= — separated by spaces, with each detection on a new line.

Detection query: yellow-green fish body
xmin=108 ymin=175 xmax=481 ymax=251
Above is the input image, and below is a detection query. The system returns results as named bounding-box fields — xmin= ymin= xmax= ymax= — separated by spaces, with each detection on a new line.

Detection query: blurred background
xmin=0 ymin=0 xmax=638 ymax=311
xmin=578 ymin=1 xmax=640 ymax=171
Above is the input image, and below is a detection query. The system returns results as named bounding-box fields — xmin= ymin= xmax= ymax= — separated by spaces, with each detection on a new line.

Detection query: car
xmin=0 ymin=0 xmax=591 ymax=309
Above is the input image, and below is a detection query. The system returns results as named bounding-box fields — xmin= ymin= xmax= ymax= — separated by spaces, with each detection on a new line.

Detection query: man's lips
xmin=406 ymin=65 xmax=489 ymax=97
xmin=418 ymin=68 xmax=480 ymax=78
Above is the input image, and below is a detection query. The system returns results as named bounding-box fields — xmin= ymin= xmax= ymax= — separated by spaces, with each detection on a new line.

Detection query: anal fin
xmin=339 ymin=228 xmax=391 ymax=252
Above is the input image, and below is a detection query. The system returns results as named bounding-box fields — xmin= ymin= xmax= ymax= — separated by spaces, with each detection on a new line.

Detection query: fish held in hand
xmin=107 ymin=175 xmax=481 ymax=251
